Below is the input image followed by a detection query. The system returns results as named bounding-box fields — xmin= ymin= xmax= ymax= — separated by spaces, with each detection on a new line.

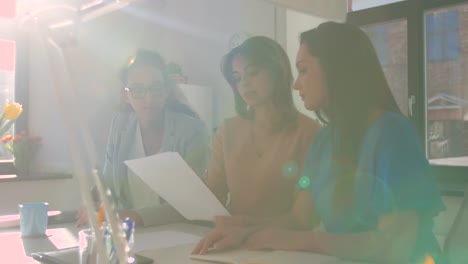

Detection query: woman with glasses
xmin=243 ymin=22 xmax=445 ymax=264
xmin=192 ymin=36 xmax=321 ymax=254
xmin=76 ymin=49 xmax=209 ymax=227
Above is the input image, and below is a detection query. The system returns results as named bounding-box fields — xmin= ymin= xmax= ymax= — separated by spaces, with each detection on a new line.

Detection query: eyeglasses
xmin=124 ymin=82 xmax=167 ymax=99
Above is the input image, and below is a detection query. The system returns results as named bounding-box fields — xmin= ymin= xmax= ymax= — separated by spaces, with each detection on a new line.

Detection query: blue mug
xmin=18 ymin=202 xmax=49 ymax=237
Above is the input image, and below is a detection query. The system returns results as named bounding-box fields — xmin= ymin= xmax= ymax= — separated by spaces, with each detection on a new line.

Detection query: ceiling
xmin=264 ymin=0 xmax=347 ymax=20
xmin=15 ymin=0 xmax=141 ymax=29
xmin=13 ymin=0 xmax=345 ymax=32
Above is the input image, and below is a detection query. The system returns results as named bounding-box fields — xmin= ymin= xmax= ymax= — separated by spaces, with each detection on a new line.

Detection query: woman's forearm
xmin=289 ymin=229 xmax=414 ymax=264
xmin=266 ymin=213 xmax=310 ymax=229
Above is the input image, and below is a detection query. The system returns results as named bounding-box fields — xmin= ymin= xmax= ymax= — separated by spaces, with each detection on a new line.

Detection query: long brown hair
xmin=300 ymin=22 xmax=401 ymax=211
xmin=221 ymin=36 xmax=297 ymax=125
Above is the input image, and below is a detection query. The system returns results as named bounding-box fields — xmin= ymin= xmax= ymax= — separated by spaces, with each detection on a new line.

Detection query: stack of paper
xmin=124 ymin=152 xmax=230 ymax=221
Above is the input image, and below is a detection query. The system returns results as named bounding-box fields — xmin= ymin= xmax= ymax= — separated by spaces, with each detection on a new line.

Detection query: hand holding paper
xmin=124 ymin=152 xmax=230 ymax=221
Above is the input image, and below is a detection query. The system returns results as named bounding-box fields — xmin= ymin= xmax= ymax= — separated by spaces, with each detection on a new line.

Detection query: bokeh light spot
xmin=282 ymin=160 xmax=298 ymax=179
xmin=298 ymin=176 xmax=310 ymax=189
xmin=424 ymin=255 xmax=435 ymax=264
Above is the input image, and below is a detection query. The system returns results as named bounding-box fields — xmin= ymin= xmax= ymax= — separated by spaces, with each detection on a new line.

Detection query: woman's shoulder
xmin=110 ymin=111 xmax=136 ymax=131
xmin=368 ymin=111 xmax=427 ymax=163
xmin=217 ymin=116 xmax=250 ymax=132
xmin=213 ymin=116 xmax=250 ymax=142
xmin=165 ymin=111 xmax=208 ymax=142
xmin=167 ymin=110 xmax=206 ymax=130
xmin=372 ymin=111 xmax=416 ymax=140
xmin=296 ymin=113 xmax=321 ymax=131
xmin=291 ymin=113 xmax=322 ymax=142
xmin=379 ymin=111 xmax=411 ymax=126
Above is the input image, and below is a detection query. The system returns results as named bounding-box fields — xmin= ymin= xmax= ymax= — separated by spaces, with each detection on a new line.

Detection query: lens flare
xmin=298 ymin=176 xmax=311 ymax=189
xmin=282 ymin=160 xmax=298 ymax=178
xmin=424 ymin=255 xmax=435 ymax=264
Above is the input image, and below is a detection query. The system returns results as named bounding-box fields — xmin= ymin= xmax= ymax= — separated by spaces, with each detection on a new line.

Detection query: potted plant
xmin=2 ymin=132 xmax=42 ymax=177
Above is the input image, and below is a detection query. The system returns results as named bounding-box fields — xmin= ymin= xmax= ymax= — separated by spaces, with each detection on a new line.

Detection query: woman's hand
xmin=213 ymin=215 xmax=264 ymax=228
xmin=246 ymin=227 xmax=303 ymax=251
xmin=191 ymin=224 xmax=252 ymax=255
xmin=192 ymin=215 xmax=262 ymax=255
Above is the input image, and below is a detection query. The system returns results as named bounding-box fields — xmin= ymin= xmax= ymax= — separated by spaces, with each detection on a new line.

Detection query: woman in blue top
xmin=76 ymin=49 xmax=209 ymax=227
xmin=246 ymin=22 xmax=445 ymax=263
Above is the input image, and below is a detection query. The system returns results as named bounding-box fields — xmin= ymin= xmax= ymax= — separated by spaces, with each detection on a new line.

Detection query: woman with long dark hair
xmin=192 ymin=36 xmax=321 ymax=254
xmin=76 ymin=49 xmax=209 ymax=227
xmin=245 ymin=22 xmax=445 ymax=264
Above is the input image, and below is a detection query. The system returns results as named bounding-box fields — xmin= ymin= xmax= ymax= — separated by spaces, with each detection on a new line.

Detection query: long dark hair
xmin=221 ymin=36 xmax=297 ymax=124
xmin=119 ymin=49 xmax=198 ymax=118
xmin=300 ymin=22 xmax=401 ymax=210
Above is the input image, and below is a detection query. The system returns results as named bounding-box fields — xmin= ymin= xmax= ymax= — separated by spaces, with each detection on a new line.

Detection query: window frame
xmin=0 ymin=19 xmax=29 ymax=176
xmin=347 ymin=0 xmax=468 ymax=195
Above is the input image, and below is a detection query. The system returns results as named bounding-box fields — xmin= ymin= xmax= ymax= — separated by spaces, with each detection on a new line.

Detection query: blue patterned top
xmin=301 ymin=111 xmax=445 ymax=261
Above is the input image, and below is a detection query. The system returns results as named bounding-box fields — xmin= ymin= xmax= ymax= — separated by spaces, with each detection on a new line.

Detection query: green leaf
xmin=6 ymin=142 xmax=15 ymax=155
xmin=0 ymin=112 xmax=5 ymax=126
xmin=0 ymin=120 xmax=15 ymax=137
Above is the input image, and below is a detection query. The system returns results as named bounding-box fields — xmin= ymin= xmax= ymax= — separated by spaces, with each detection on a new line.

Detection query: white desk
xmin=0 ymin=223 xmax=79 ymax=263
xmin=1 ymin=222 xmax=364 ymax=264
xmin=138 ymin=224 xmax=363 ymax=264
xmin=138 ymin=242 xmax=363 ymax=264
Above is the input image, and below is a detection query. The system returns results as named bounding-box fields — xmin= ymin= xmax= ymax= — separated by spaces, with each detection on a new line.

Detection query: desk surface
xmin=0 ymin=223 xmax=79 ymax=263
xmin=1 ymin=222 xmax=364 ymax=264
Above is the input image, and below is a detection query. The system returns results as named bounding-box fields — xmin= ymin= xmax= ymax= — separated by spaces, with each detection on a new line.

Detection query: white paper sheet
xmin=124 ymin=152 xmax=230 ymax=221
xmin=134 ymin=231 xmax=201 ymax=252
xmin=244 ymin=250 xmax=339 ymax=264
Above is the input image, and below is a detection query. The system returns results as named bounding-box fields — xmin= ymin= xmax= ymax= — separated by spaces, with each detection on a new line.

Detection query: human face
xmin=293 ymin=44 xmax=328 ymax=111
xmin=231 ymin=54 xmax=274 ymax=109
xmin=123 ymin=65 xmax=169 ymax=122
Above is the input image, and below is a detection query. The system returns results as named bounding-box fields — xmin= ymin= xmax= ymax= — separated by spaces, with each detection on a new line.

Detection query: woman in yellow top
xmin=193 ymin=36 xmax=321 ymax=253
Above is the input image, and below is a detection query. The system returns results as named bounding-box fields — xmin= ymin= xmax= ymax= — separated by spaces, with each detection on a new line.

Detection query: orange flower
xmin=424 ymin=255 xmax=435 ymax=264
xmin=1 ymin=134 xmax=12 ymax=143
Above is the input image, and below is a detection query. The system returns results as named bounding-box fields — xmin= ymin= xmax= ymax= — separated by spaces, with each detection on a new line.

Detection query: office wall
xmin=0 ymin=0 xmax=283 ymax=213
xmin=285 ymin=9 xmax=326 ymax=119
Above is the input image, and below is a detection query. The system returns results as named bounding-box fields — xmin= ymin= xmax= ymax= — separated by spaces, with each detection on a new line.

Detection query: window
xmin=348 ymin=0 xmax=468 ymax=186
xmin=426 ymin=4 xmax=468 ymax=166
xmin=349 ymin=0 xmax=405 ymax=12
xmin=0 ymin=0 xmax=28 ymax=176
xmin=0 ymin=0 xmax=16 ymax=19
xmin=364 ymin=23 xmax=390 ymax=65
xmin=362 ymin=20 xmax=409 ymax=116
xmin=426 ymin=11 xmax=460 ymax=61
xmin=0 ymin=39 xmax=16 ymax=72
xmin=0 ymin=40 xmax=16 ymax=161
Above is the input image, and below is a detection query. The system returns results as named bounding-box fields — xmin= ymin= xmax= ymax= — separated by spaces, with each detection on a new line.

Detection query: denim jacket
xmin=100 ymin=109 xmax=209 ymax=224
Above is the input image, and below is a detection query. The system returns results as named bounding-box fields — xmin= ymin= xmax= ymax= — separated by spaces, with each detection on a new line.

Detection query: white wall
xmin=286 ymin=9 xmax=326 ymax=119
xmin=264 ymin=0 xmax=347 ymax=21
xmin=0 ymin=0 xmax=284 ymax=214
xmin=352 ymin=0 xmax=401 ymax=10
